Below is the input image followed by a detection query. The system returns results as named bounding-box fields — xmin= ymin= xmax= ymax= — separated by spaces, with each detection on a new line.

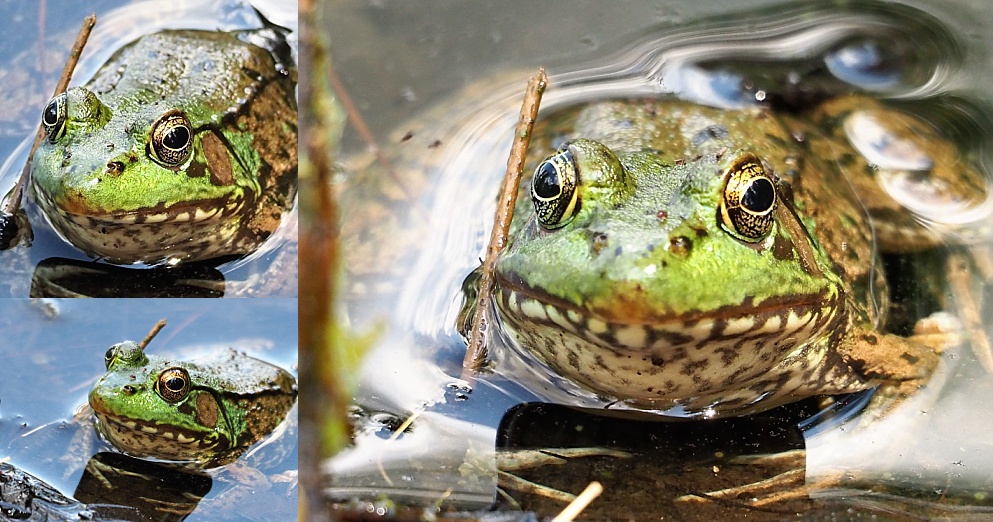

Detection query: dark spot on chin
xmin=772 ymin=233 xmax=795 ymax=261
xmin=187 ymin=161 xmax=207 ymax=178
xmin=668 ymin=236 xmax=692 ymax=257
xmin=589 ymin=231 xmax=608 ymax=256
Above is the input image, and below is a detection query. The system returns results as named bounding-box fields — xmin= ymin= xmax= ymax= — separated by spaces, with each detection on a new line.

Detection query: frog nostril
xmin=668 ymin=235 xmax=692 ymax=257
xmin=107 ymin=161 xmax=125 ymax=175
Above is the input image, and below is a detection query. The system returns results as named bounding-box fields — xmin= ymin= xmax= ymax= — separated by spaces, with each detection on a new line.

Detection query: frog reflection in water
xmin=487 ymin=95 xmax=986 ymax=500
xmin=30 ymin=25 xmax=297 ymax=266
xmin=88 ymin=334 xmax=297 ymax=467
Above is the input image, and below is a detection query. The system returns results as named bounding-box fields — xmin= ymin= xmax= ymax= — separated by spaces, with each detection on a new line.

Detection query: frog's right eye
xmin=149 ymin=111 xmax=193 ymax=168
xmin=42 ymin=92 xmax=67 ymax=144
xmin=155 ymin=367 xmax=191 ymax=403
xmin=531 ymin=149 xmax=580 ymax=229
xmin=719 ymin=154 xmax=777 ymax=242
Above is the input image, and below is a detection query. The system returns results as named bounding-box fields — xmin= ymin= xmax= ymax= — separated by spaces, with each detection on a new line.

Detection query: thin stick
xmin=328 ymin=60 xmax=412 ymax=198
xmin=461 ymin=69 xmax=547 ymax=377
xmin=551 ymin=481 xmax=603 ymax=522
xmin=138 ymin=319 xmax=167 ymax=351
xmin=2 ymin=14 xmax=96 ymax=216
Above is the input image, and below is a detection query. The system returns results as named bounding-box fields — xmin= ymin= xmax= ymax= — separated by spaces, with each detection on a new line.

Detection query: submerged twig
xmin=328 ymin=59 xmax=413 ymax=198
xmin=461 ymin=69 xmax=547 ymax=377
xmin=2 ymin=14 xmax=96 ymax=217
xmin=138 ymin=319 xmax=167 ymax=351
xmin=551 ymin=481 xmax=603 ymax=522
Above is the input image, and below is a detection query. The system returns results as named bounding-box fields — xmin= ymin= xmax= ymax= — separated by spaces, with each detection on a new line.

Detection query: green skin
xmin=31 ymin=29 xmax=297 ymax=265
xmin=495 ymin=96 xmax=981 ymax=417
xmin=88 ymin=341 xmax=297 ymax=468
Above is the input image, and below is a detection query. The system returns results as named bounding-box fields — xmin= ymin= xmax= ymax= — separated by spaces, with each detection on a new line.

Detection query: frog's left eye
xmin=531 ymin=149 xmax=580 ymax=229
xmin=155 ymin=367 xmax=191 ymax=403
xmin=719 ymin=154 xmax=777 ymax=242
xmin=149 ymin=111 xmax=193 ymax=167
xmin=103 ymin=346 xmax=117 ymax=369
xmin=42 ymin=92 xmax=67 ymax=144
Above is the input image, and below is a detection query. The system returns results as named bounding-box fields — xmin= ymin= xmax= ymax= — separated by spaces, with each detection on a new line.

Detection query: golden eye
xmin=42 ymin=92 xmax=68 ymax=144
xmin=531 ymin=148 xmax=580 ymax=229
xmin=719 ymin=154 xmax=777 ymax=242
xmin=155 ymin=367 xmax=191 ymax=403
xmin=149 ymin=111 xmax=193 ymax=167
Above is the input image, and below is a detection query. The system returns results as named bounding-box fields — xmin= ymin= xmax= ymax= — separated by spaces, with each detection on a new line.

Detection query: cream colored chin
xmin=94 ymin=411 xmax=217 ymax=460
xmin=495 ymin=285 xmax=840 ymax=413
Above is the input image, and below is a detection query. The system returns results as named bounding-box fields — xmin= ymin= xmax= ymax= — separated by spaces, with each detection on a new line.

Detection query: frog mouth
xmin=494 ymin=270 xmax=841 ymax=353
xmin=93 ymin=410 xmax=223 ymax=455
xmin=49 ymin=196 xmax=248 ymax=226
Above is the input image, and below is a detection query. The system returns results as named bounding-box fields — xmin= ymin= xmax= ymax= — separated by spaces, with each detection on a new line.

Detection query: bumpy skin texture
xmin=495 ymin=96 xmax=975 ymax=417
xmin=31 ymin=29 xmax=297 ymax=265
xmin=88 ymin=341 xmax=297 ymax=468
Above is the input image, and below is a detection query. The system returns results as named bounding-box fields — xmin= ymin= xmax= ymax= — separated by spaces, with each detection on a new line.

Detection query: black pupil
xmin=43 ymin=102 xmax=59 ymax=125
xmin=533 ymin=161 xmax=561 ymax=199
xmin=166 ymin=376 xmax=185 ymax=391
xmin=742 ymin=178 xmax=775 ymax=212
xmin=163 ymin=125 xmax=190 ymax=150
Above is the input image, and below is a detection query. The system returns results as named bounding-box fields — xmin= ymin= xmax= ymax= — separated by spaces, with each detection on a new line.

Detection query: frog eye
xmin=719 ymin=154 xmax=777 ymax=242
xmin=103 ymin=346 xmax=117 ymax=369
xmin=148 ymin=111 xmax=193 ymax=167
xmin=155 ymin=367 xmax=191 ymax=403
xmin=531 ymin=149 xmax=580 ymax=229
xmin=42 ymin=92 xmax=68 ymax=144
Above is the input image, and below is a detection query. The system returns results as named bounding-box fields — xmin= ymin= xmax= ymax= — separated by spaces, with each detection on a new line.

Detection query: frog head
xmin=32 ymin=85 xmax=261 ymax=264
xmin=89 ymin=339 xmax=297 ymax=467
xmin=89 ymin=341 xmax=240 ymax=464
xmin=27 ymin=29 xmax=297 ymax=265
xmin=495 ymin=139 xmax=846 ymax=402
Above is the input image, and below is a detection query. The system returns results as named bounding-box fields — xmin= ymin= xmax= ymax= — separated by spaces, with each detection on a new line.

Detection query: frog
xmin=88 ymin=338 xmax=298 ymax=468
xmin=29 ymin=24 xmax=298 ymax=267
xmin=491 ymin=93 xmax=986 ymax=418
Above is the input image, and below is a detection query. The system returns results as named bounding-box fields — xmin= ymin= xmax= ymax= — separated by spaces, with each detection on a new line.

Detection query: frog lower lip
xmin=94 ymin=411 xmax=208 ymax=446
xmin=495 ymin=270 xmax=840 ymax=351
xmin=46 ymin=195 xmax=245 ymax=225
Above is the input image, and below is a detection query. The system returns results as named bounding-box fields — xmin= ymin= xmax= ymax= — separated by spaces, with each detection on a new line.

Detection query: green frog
xmin=493 ymin=94 xmax=986 ymax=417
xmin=30 ymin=26 xmax=297 ymax=266
xmin=88 ymin=338 xmax=298 ymax=468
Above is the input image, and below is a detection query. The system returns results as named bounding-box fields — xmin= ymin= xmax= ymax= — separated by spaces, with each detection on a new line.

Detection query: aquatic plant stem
xmin=462 ymin=69 xmax=547 ymax=377
xmin=2 ymin=14 xmax=96 ymax=217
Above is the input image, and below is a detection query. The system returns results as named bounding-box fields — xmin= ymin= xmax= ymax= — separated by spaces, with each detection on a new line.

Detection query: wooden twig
xmin=2 ymin=14 xmax=96 ymax=216
xmin=328 ymin=57 xmax=413 ymax=198
xmin=551 ymin=481 xmax=603 ymax=522
xmin=461 ymin=69 xmax=547 ymax=377
xmin=138 ymin=319 xmax=167 ymax=351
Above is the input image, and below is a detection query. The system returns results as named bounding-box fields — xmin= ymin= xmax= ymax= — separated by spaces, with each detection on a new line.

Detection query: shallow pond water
xmin=330 ymin=0 xmax=993 ymax=519
xmin=0 ymin=0 xmax=298 ymax=297
xmin=0 ymin=298 xmax=298 ymax=521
